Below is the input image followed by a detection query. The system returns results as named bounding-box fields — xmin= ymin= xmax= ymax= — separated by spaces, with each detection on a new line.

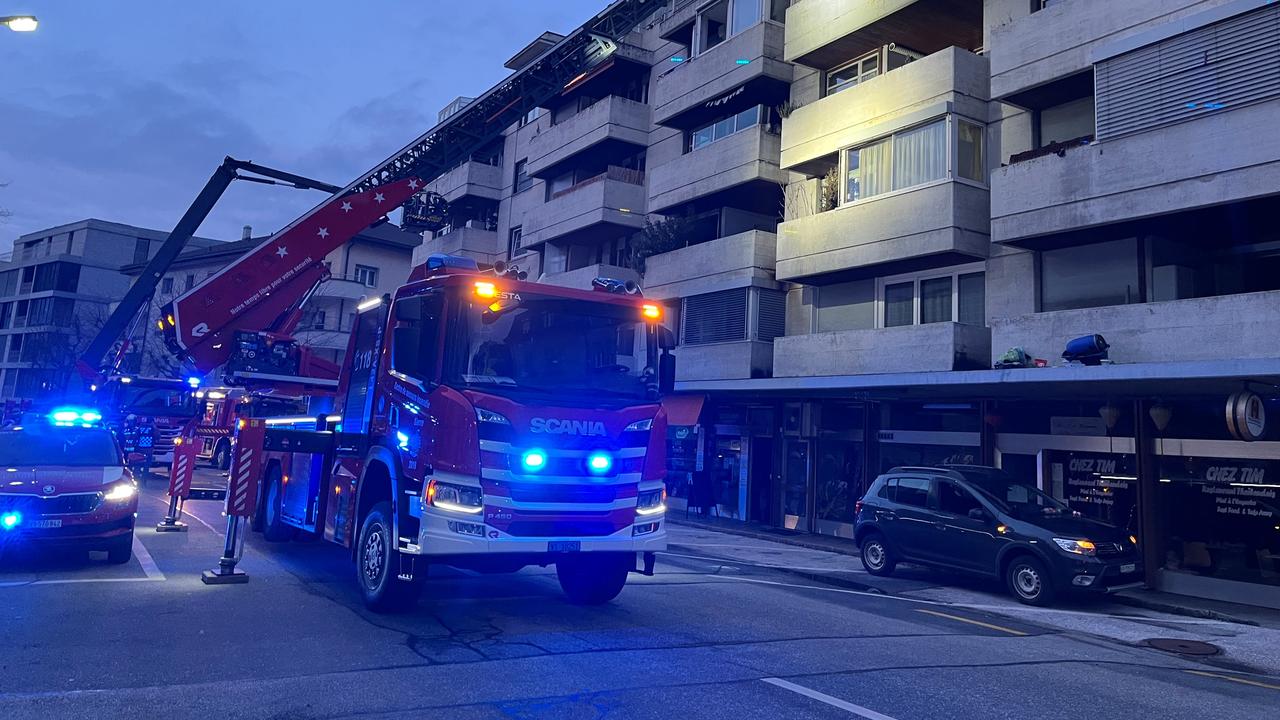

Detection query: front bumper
xmin=414 ymin=507 xmax=668 ymax=557
xmin=1052 ymin=554 xmax=1145 ymax=592
xmin=2 ymin=514 xmax=134 ymax=548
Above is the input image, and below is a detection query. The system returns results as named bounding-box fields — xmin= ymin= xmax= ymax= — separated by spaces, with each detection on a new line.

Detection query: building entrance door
xmin=749 ymin=436 xmax=775 ymax=524
xmin=782 ymin=439 xmax=812 ymax=531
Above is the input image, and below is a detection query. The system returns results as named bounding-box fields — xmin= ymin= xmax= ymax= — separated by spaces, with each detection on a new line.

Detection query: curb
xmin=666 ymin=542 xmax=884 ymax=594
xmin=668 ymin=517 xmax=865 ymax=556
xmin=1109 ymin=592 xmax=1260 ymax=627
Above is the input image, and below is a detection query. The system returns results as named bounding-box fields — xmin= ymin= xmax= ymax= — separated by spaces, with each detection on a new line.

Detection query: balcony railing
xmin=549 ymin=165 xmax=645 ymax=200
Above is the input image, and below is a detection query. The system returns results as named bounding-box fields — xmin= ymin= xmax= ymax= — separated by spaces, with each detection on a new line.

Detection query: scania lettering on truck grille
xmin=529 ymin=418 xmax=608 ymax=436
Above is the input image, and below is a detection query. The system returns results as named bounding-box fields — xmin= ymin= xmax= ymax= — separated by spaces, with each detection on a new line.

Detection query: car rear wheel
xmin=1006 ymin=555 xmax=1056 ymax=606
xmin=106 ymin=532 xmax=133 ymax=565
xmin=261 ymin=466 xmax=296 ymax=543
xmin=356 ymin=501 xmax=422 ymax=613
xmin=859 ymin=532 xmax=896 ymax=576
xmin=556 ymin=553 xmax=630 ymax=605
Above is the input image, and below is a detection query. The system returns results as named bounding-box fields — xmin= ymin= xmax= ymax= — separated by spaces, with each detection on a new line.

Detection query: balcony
xmin=773 ymin=322 xmax=991 ymax=377
xmin=786 ymin=0 xmax=982 ymax=69
xmin=990 ymin=98 xmax=1280 ymax=244
xmin=648 ymin=126 xmax=785 ymax=213
xmin=427 ymin=160 xmax=503 ymax=204
xmin=675 ymin=340 xmax=774 ymax=382
xmin=781 ymin=47 xmax=989 ymax=174
xmin=777 ymin=181 xmax=989 ymax=282
xmin=652 ymin=21 xmax=791 ymax=129
xmin=989 ymin=0 xmax=1183 ymax=102
xmin=541 ymin=263 xmax=640 ymax=291
xmin=990 ymin=290 xmax=1280 ymax=368
xmin=411 ymin=226 xmax=502 ymax=265
xmin=643 ymin=229 xmax=776 ymax=301
xmin=527 ymin=96 xmax=650 ymax=178
xmin=522 ymin=167 xmax=647 ymax=248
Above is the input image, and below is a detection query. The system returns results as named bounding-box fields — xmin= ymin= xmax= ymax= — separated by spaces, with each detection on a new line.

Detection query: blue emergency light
xmin=1 ymin=511 xmax=20 ymax=530
xmin=587 ymin=452 xmax=613 ymax=474
xmin=187 ymin=376 xmax=202 ymax=388
xmin=49 ymin=408 xmax=103 ymax=426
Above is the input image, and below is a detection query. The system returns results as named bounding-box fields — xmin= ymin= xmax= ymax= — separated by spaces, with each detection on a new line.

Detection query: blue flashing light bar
xmin=49 ymin=408 xmax=103 ymax=426
xmin=186 ymin=376 xmax=202 ymax=388
xmin=1 ymin=511 xmax=20 ymax=530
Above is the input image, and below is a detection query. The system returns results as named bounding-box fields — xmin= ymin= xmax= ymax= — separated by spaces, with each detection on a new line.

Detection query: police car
xmin=0 ymin=408 xmax=138 ymax=563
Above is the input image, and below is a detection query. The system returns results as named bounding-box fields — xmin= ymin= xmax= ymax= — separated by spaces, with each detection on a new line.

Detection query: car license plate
xmin=548 ymin=541 xmax=581 ymax=553
xmin=28 ymin=518 xmax=62 ymax=529
xmin=1120 ymin=563 xmax=1136 ymax=574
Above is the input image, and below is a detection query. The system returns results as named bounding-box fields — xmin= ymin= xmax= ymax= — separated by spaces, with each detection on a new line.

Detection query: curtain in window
xmin=920 ymin=277 xmax=953 ymax=324
xmin=958 ymin=122 xmax=985 ymax=182
xmin=884 ymin=282 xmax=914 ymax=327
xmin=892 ymin=120 xmax=946 ymax=190
xmin=858 ymin=139 xmax=892 ymax=199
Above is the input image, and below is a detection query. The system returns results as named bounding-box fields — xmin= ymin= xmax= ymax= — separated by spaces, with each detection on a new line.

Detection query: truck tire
xmin=356 ymin=501 xmax=421 ymax=613
xmin=556 ymin=552 xmax=630 ymax=605
xmin=106 ymin=532 xmax=133 ymax=565
xmin=261 ymin=466 xmax=296 ymax=543
xmin=212 ymin=440 xmax=231 ymax=471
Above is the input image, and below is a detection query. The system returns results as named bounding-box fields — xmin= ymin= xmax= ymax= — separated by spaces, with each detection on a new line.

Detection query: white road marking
xmin=663 ymin=550 xmax=867 ymax=573
xmin=762 ymin=677 xmax=899 ymax=720
xmin=0 ymin=577 xmax=162 ymax=588
xmin=132 ymin=534 xmax=165 ymax=580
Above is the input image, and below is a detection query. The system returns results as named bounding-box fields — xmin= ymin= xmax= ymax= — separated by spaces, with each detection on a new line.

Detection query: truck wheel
xmin=106 ymin=532 xmax=133 ymax=565
xmin=212 ymin=441 xmax=231 ymax=471
xmin=356 ymin=501 xmax=421 ymax=613
xmin=556 ymin=553 xmax=630 ymax=605
xmin=262 ymin=466 xmax=296 ymax=543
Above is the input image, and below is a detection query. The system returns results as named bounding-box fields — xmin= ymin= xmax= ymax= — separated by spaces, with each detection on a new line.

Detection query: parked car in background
xmin=0 ymin=408 xmax=138 ymax=563
xmin=854 ymin=466 xmax=1142 ymax=605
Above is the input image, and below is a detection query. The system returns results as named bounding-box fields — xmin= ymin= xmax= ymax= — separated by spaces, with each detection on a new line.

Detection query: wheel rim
xmin=1014 ymin=564 xmax=1041 ymax=598
xmin=864 ymin=541 xmax=885 ymax=570
xmin=362 ymin=526 xmax=385 ymax=589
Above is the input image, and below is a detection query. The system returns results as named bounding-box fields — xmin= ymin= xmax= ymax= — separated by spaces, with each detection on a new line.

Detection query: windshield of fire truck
xmin=109 ymin=383 xmax=199 ymax=418
xmin=448 ymin=293 xmax=655 ymax=402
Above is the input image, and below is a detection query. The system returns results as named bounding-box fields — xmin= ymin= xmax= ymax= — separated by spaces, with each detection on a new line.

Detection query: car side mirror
xmin=968 ymin=508 xmax=988 ymax=521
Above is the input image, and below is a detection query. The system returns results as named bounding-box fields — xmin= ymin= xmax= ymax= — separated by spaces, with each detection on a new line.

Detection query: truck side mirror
xmin=394 ymin=296 xmax=422 ymax=322
xmin=659 ymin=353 xmax=676 ymax=395
xmin=657 ymin=326 xmax=676 ymax=351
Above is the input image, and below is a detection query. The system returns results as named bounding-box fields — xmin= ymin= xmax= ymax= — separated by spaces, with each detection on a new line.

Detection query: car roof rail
xmin=886 ymin=465 xmax=968 ymax=481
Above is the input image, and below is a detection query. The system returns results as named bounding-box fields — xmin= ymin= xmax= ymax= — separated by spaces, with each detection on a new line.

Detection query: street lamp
xmin=1 ymin=15 xmax=38 ymax=32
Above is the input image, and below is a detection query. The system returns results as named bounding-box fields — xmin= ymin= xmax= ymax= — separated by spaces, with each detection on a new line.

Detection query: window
xmin=696 ymin=0 xmax=727 ymax=55
xmin=937 ymin=481 xmax=983 ymax=517
xmin=689 ymin=105 xmax=762 ymax=151
xmin=816 ymin=279 xmax=875 ymax=333
xmin=312 ymin=309 xmax=327 ymax=330
xmin=354 ymin=265 xmax=379 ymax=288
xmin=0 ymin=302 xmax=10 ymax=329
xmin=957 ymin=121 xmax=985 ymax=182
xmin=546 ymin=170 xmax=575 ymax=200
xmin=513 ymin=159 xmax=532 ymax=193
xmin=842 ymin=117 xmax=982 ymax=204
xmin=508 ymin=226 xmax=524 ymax=258
xmin=729 ymin=0 xmax=760 ymax=35
xmin=517 ymin=107 xmax=540 ymax=128
xmin=0 ymin=270 xmax=16 ymax=296
xmin=894 ymin=477 xmax=931 ymax=508
xmin=681 ymin=288 xmax=747 ymax=345
xmin=133 ymin=237 xmax=150 ymax=264
xmin=161 ymin=277 xmax=174 ymax=294
xmin=7 ymin=334 xmax=22 ymax=362
xmin=1040 ymin=238 xmax=1140 ymax=311
xmin=878 ymin=265 xmax=986 ymax=328
xmin=183 ymin=274 xmax=195 ymax=292
xmin=827 ymin=51 xmax=879 ymax=95
xmin=769 ymin=0 xmax=788 ymax=22
xmin=1037 ymin=95 xmax=1095 ymax=147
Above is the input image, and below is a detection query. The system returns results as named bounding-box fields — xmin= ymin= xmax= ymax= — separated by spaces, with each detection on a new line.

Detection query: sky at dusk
xmin=0 ymin=0 xmax=607 ymax=250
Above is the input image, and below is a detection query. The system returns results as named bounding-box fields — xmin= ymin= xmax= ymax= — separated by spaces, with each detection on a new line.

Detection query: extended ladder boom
xmin=164 ymin=0 xmax=663 ymax=374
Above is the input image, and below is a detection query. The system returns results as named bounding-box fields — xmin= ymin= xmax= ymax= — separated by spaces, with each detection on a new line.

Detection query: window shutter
xmin=1095 ymin=4 xmax=1280 ymax=141
xmin=680 ymin=288 xmax=747 ymax=345
xmin=756 ymin=288 xmax=786 ymax=341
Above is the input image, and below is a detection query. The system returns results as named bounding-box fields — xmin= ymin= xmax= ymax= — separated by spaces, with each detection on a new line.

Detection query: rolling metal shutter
xmin=681 ymin=288 xmax=747 ymax=345
xmin=1095 ymin=3 xmax=1280 ymax=141
xmin=755 ymin=288 xmax=786 ymax=341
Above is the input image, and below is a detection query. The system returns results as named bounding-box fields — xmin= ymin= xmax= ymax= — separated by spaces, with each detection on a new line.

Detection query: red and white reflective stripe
xmin=230 ymin=448 xmax=254 ymax=515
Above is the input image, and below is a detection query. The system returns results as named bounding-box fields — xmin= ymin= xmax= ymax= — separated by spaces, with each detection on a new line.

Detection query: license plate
xmin=1120 ymin=563 xmax=1136 ymax=574
xmin=548 ymin=541 xmax=581 ymax=553
xmin=27 ymin=518 xmax=62 ymax=529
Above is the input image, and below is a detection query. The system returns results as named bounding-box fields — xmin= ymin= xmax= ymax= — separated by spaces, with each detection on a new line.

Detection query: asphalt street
xmin=1 ymin=468 xmax=1278 ymax=719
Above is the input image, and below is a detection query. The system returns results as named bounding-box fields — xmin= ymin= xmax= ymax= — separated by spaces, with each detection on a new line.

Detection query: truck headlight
xmin=426 ymin=479 xmax=483 ymax=514
xmin=103 ymin=482 xmax=137 ymax=502
xmin=624 ymin=418 xmax=653 ymax=432
xmin=637 ymin=488 xmax=666 ymax=516
xmin=475 ymin=408 xmax=510 ymax=425
xmin=1052 ymin=538 xmax=1097 ymax=556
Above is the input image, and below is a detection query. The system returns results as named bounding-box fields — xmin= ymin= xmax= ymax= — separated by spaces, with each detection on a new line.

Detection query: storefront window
xmin=1159 ymin=456 xmax=1279 ymax=587
xmin=1043 ymin=450 xmax=1138 ymax=531
xmin=815 ymin=404 xmax=865 ymax=537
xmin=712 ymin=437 xmax=744 ymax=519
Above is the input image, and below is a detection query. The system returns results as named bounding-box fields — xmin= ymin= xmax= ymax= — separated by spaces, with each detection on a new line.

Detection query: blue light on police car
xmin=587 ymin=452 xmax=613 ymax=474
xmin=50 ymin=407 xmax=102 ymax=426
xmin=51 ymin=410 xmax=80 ymax=423
xmin=1 ymin=511 xmax=20 ymax=530
xmin=522 ymin=449 xmax=547 ymax=472
xmin=186 ymin=376 xmax=201 ymax=388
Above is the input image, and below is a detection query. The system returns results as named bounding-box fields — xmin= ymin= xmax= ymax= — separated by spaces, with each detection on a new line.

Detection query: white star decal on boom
xmin=317 ymin=227 xmax=329 ymax=239
xmin=340 ymin=201 xmax=352 ymax=213
xmin=408 ymin=179 xmax=419 ymax=190
xmin=374 ymin=192 xmax=385 ymax=204
xmin=275 ymin=246 xmax=288 ymax=258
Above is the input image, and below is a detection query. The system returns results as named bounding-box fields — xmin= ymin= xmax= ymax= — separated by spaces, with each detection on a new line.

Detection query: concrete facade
xmin=773 ymin=321 xmax=992 ymax=377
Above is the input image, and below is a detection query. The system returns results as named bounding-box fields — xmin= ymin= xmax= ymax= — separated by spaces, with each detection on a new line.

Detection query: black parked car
xmin=853 ymin=466 xmax=1143 ymax=605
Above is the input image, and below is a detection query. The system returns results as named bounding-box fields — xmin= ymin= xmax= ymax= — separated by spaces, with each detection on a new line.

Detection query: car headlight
xmin=1052 ymin=538 xmax=1097 ymax=556
xmin=624 ymin=418 xmax=653 ymax=432
xmin=637 ymin=488 xmax=666 ymax=516
xmin=475 ymin=408 xmax=510 ymax=425
xmin=426 ymin=479 xmax=483 ymax=514
xmin=103 ymin=482 xmax=137 ymax=502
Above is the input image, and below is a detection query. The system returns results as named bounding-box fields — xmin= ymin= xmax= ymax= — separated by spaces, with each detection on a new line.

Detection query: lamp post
xmin=1 ymin=15 xmax=38 ymax=32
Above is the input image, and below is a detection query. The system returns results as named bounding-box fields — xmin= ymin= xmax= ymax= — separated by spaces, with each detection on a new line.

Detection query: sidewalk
xmin=668 ymin=514 xmax=1279 ymax=629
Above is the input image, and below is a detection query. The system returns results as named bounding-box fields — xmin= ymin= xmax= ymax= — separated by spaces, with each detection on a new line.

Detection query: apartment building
xmin=0 ymin=219 xmax=223 ymax=399
xmin=130 ymin=222 xmax=422 ymax=375
xmin=413 ymin=0 xmax=1280 ymax=607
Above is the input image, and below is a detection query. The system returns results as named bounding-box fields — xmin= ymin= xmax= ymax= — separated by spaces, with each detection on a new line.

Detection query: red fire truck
xmin=248 ymin=259 xmax=674 ymax=610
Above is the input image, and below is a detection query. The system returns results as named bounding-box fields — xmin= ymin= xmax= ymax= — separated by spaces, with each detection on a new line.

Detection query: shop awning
xmin=675 ymin=358 xmax=1280 ymax=401
xmin=662 ymin=393 xmax=706 ymax=426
